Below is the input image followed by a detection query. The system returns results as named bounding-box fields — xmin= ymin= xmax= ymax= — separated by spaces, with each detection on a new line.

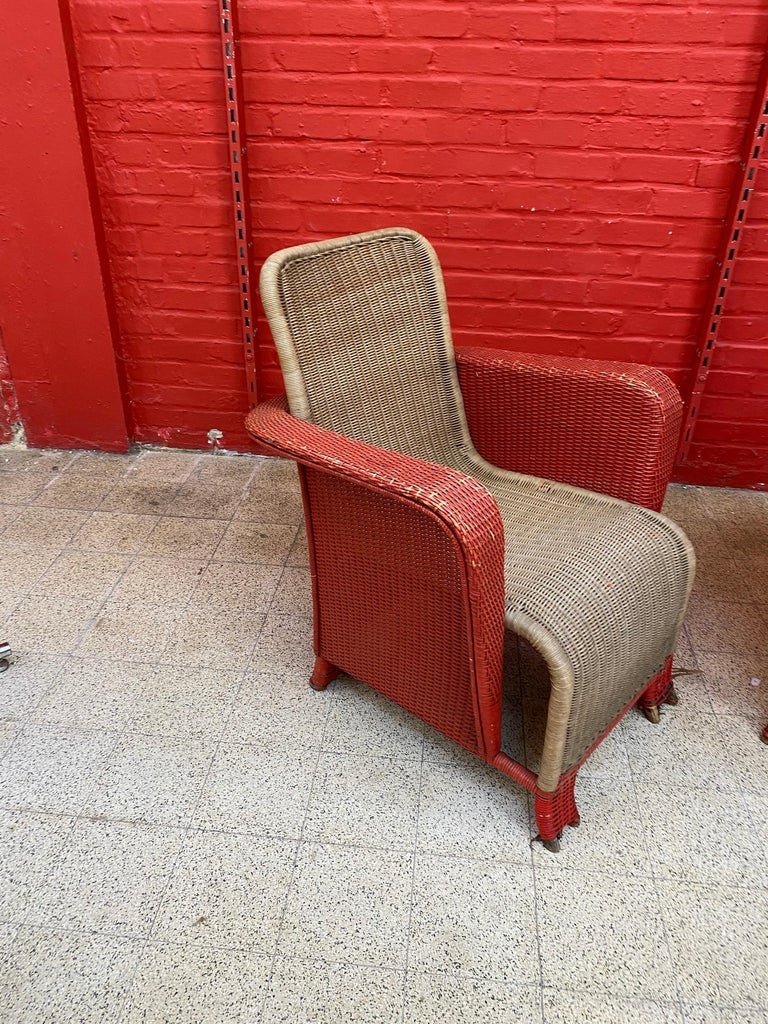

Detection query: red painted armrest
xmin=245 ymin=396 xmax=505 ymax=756
xmin=456 ymin=348 xmax=682 ymax=511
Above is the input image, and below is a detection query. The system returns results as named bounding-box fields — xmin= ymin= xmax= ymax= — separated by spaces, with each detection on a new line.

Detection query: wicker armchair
xmin=246 ymin=228 xmax=695 ymax=851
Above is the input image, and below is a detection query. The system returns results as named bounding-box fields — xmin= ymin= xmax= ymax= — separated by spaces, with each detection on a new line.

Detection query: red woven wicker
xmin=246 ymin=228 xmax=694 ymax=852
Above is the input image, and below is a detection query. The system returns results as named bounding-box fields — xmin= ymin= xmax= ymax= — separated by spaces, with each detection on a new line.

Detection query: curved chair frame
xmin=246 ymin=228 xmax=694 ymax=851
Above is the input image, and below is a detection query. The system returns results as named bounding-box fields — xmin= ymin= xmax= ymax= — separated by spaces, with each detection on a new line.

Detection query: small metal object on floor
xmin=0 ymin=640 xmax=11 ymax=672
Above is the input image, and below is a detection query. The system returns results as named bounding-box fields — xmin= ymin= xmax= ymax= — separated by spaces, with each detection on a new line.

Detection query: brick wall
xmin=69 ymin=0 xmax=768 ymax=482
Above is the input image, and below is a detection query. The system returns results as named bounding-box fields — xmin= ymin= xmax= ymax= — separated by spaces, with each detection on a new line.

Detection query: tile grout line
xmin=398 ymin=703 xmax=426 ymax=1024
xmin=109 ymin=460 xmax=284 ymax=1023
xmin=514 ymin=637 xmax=548 ymax=1024
xmin=254 ymin=630 xmax=336 ymax=1021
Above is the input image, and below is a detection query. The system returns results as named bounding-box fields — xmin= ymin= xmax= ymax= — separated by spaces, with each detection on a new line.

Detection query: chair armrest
xmin=245 ymin=396 xmax=506 ymax=759
xmin=456 ymin=348 xmax=682 ymax=511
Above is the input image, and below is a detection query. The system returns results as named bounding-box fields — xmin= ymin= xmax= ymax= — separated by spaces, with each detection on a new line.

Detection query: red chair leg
xmin=534 ymin=772 xmax=580 ymax=853
xmin=310 ymin=655 xmax=341 ymax=691
xmin=761 ymin=722 xmax=768 ymax=745
xmin=638 ymin=657 xmax=674 ymax=724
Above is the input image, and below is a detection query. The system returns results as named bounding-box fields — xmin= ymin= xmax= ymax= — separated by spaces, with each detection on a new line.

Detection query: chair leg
xmin=534 ymin=773 xmax=580 ymax=853
xmin=310 ymin=655 xmax=340 ymax=691
xmin=639 ymin=660 xmax=674 ymax=724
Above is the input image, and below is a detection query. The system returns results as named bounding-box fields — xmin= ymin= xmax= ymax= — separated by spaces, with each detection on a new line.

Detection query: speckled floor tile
xmin=76 ymin=601 xmax=182 ymax=662
xmin=0 ymin=655 xmax=62 ymax=720
xmin=0 ymin=449 xmax=71 ymax=473
xmin=194 ymin=743 xmax=315 ymax=838
xmin=4 ymin=596 xmax=102 ymax=654
xmin=541 ymin=991 xmax=683 ymax=1023
xmin=287 ymin=524 xmax=309 ymax=567
xmin=0 ymin=726 xmax=117 ymax=813
xmin=31 ymin=660 xmax=149 ymax=731
xmin=685 ymin=596 xmax=767 ymax=657
xmin=130 ymin=451 xmax=200 ymax=482
xmin=33 ymin=475 xmax=115 ymax=511
xmin=682 ymin=1006 xmax=768 ymax=1024
xmin=121 ymin=942 xmax=272 ymax=1024
xmin=214 ymin=519 xmax=297 ymax=564
xmin=0 ymin=590 xmax=22 ymax=624
xmin=717 ymin=712 xmax=768 ymax=794
xmin=249 ymin=458 xmax=298 ymax=489
xmin=637 ymin=782 xmax=767 ymax=888
xmin=63 ymin=451 xmax=137 ymax=479
xmin=140 ymin=516 xmax=226 ymax=560
xmin=151 ymin=831 xmax=296 ymax=951
xmin=195 ymin=454 xmax=255 ymax=485
xmin=29 ymin=820 xmax=185 ymax=936
xmin=417 ymin=760 xmax=529 ymax=860
xmin=270 ymin=566 xmax=313 ymax=615
xmin=191 ymin=561 xmax=282 ymax=611
xmin=531 ymin=776 xmax=651 ymax=877
xmin=0 ymin=722 xmax=20 ymax=756
xmin=249 ymin=612 xmax=315 ymax=677
xmin=84 ymin=734 xmax=216 ymax=827
xmin=404 ymin=972 xmax=542 ymax=1024
xmin=744 ymin=791 xmax=768 ymax=865
xmin=265 ymin=959 xmax=404 ymax=1024
xmin=659 ymin=880 xmax=768 ymax=1009
xmin=696 ymin=648 xmax=768 ymax=719
xmin=0 ymin=810 xmax=75 ymax=923
xmin=304 ymin=752 xmax=421 ymax=850
xmin=112 ymin=556 xmax=207 ymax=605
xmin=99 ymin=479 xmax=182 ymax=515
xmin=2 ymin=549 xmax=61 ymax=593
xmin=226 ymin=671 xmax=329 ymax=750
xmin=234 ymin=484 xmax=304 ymax=525
xmin=164 ymin=482 xmax=245 ymax=520
xmin=278 ymin=843 xmax=412 ymax=968
xmin=0 ymin=928 xmax=143 ymax=1024
xmin=72 ymin=511 xmax=159 ymax=553
xmin=161 ymin=608 xmax=264 ymax=671
xmin=127 ymin=665 xmax=242 ymax=739
xmin=0 ymin=502 xmax=20 ymax=532
xmin=0 ymin=473 xmax=50 ymax=504
xmin=409 ymin=855 xmax=538 ymax=984
xmin=536 ymin=868 xmax=676 ymax=998
xmin=622 ymin=705 xmax=740 ymax=792
xmin=322 ymin=682 xmax=425 ymax=761
xmin=33 ymin=550 xmax=129 ymax=601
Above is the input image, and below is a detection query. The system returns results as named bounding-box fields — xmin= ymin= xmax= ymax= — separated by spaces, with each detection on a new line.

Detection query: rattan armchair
xmin=246 ymin=228 xmax=695 ymax=851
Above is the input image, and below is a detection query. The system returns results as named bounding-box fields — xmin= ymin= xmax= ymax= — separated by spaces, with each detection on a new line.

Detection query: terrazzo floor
xmin=0 ymin=445 xmax=766 ymax=1024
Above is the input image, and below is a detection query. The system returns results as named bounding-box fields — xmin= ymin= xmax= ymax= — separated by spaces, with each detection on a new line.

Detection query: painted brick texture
xmin=69 ymin=0 xmax=768 ymax=482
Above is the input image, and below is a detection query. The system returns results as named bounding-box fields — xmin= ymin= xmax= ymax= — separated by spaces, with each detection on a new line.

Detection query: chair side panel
xmin=302 ymin=466 xmax=491 ymax=755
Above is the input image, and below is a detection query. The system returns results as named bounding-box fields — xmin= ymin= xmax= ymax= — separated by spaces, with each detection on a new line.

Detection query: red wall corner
xmin=0 ymin=0 xmax=130 ymax=451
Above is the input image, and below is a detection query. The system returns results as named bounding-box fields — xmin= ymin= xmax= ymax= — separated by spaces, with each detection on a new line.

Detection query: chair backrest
xmin=259 ymin=227 xmax=473 ymax=465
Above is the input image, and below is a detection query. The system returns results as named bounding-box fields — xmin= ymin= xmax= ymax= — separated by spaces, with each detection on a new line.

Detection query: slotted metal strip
xmin=219 ymin=0 xmax=258 ymax=406
xmin=678 ymin=51 xmax=768 ymax=463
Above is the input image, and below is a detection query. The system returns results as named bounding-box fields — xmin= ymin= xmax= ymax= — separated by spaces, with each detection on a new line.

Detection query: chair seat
xmin=468 ymin=463 xmax=693 ymax=781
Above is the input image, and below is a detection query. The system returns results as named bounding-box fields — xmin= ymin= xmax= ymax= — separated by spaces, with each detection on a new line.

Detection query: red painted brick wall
xmin=69 ymin=0 xmax=768 ymax=482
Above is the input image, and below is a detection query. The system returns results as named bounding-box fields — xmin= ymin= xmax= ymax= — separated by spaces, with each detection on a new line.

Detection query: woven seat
xmin=247 ymin=227 xmax=695 ymax=849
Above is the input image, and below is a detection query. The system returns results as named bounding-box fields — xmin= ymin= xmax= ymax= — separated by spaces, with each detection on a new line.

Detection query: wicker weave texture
xmin=456 ymin=348 xmax=682 ymax=512
xmin=250 ymin=397 xmax=506 ymax=761
xmin=255 ymin=227 xmax=695 ymax=792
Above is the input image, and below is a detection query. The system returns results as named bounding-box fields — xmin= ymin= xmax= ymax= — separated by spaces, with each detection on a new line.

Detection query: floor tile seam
xmin=624 ymin=718 xmax=688 ymax=1019
xmin=400 ymin=715 xmax=427 ymax=1024
xmin=142 ymin=530 xmax=269 ymax=665
xmin=516 ymin=633 xmax=548 ymax=1024
xmin=121 ymin=596 xmax=276 ymax=1019
xmin=257 ymin=688 xmax=334 ymax=1019
xmin=61 ymin=516 xmax=177 ymax=658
